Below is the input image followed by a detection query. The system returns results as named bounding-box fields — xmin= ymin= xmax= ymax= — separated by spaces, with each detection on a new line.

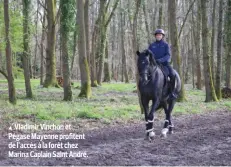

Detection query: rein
xmin=139 ymin=64 xmax=158 ymax=85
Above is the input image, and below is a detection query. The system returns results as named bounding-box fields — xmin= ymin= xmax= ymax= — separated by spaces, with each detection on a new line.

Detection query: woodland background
xmin=1 ymin=1 xmax=231 ymax=165
xmin=0 ymin=0 xmax=231 ymax=104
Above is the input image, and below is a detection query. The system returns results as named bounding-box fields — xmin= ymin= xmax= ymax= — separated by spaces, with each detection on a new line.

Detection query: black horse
xmin=136 ymin=49 xmax=181 ymax=140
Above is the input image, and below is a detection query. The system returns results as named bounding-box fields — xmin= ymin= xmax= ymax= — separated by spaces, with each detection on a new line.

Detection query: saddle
xmin=157 ymin=63 xmax=177 ymax=99
xmin=157 ymin=63 xmax=169 ymax=87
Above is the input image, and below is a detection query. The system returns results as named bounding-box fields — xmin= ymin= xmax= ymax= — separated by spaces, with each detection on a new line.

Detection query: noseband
xmin=139 ymin=65 xmax=157 ymax=85
xmin=139 ymin=64 xmax=157 ymax=77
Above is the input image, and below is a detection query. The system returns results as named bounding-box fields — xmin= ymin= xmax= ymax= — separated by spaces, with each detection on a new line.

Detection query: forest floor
xmin=0 ymin=79 xmax=231 ymax=165
xmin=0 ymin=110 xmax=230 ymax=165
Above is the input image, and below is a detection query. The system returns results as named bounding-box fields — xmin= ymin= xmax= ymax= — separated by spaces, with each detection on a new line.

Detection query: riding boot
xmin=169 ymin=75 xmax=177 ymax=100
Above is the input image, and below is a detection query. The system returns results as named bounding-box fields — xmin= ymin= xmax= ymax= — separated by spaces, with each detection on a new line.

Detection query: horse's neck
xmin=150 ymin=63 xmax=158 ymax=70
xmin=149 ymin=64 xmax=157 ymax=74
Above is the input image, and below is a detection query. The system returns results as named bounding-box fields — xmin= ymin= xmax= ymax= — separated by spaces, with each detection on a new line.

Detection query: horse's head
xmin=136 ymin=49 xmax=156 ymax=82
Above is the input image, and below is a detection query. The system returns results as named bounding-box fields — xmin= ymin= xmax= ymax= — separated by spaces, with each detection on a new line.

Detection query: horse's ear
xmin=136 ymin=51 xmax=140 ymax=56
xmin=145 ymin=49 xmax=152 ymax=56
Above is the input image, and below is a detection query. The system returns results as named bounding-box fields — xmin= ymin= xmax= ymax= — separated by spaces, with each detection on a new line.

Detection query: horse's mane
xmin=137 ymin=49 xmax=157 ymax=67
xmin=146 ymin=49 xmax=157 ymax=66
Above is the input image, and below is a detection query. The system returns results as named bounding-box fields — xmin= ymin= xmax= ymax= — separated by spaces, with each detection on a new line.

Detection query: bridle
xmin=139 ymin=59 xmax=158 ymax=84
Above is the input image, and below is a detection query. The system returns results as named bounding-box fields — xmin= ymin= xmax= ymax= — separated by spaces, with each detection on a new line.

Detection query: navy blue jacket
xmin=148 ymin=40 xmax=171 ymax=66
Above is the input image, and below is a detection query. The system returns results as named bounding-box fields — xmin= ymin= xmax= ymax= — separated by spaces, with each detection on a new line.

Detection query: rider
xmin=148 ymin=29 xmax=177 ymax=99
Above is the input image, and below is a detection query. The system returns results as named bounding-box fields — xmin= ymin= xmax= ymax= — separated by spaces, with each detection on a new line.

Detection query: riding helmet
xmin=154 ymin=29 xmax=165 ymax=36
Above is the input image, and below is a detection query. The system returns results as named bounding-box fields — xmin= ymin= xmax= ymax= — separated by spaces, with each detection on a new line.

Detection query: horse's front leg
xmin=146 ymin=98 xmax=160 ymax=139
xmin=141 ymin=95 xmax=150 ymax=139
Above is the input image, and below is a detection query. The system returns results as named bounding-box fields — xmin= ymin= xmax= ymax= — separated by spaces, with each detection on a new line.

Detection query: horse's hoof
xmin=144 ymin=136 xmax=154 ymax=142
xmin=149 ymin=136 xmax=154 ymax=142
xmin=161 ymin=128 xmax=168 ymax=138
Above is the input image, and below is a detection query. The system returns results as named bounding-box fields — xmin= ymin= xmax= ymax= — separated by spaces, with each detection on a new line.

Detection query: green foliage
xmin=224 ymin=101 xmax=231 ymax=110
xmin=60 ymin=0 xmax=76 ymax=33
xmin=59 ymin=0 xmax=76 ymax=74
xmin=0 ymin=1 xmax=24 ymax=53
xmin=0 ymin=81 xmax=230 ymax=126
xmin=12 ymin=66 xmax=24 ymax=79
xmin=77 ymin=111 xmax=101 ymax=119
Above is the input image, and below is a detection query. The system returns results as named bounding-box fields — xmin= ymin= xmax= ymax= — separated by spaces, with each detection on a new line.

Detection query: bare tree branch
xmin=178 ymin=0 xmax=197 ymax=38
xmin=38 ymin=0 xmax=47 ymax=11
xmin=105 ymin=0 xmax=111 ymax=12
xmin=0 ymin=69 xmax=8 ymax=80
xmin=105 ymin=0 xmax=120 ymax=27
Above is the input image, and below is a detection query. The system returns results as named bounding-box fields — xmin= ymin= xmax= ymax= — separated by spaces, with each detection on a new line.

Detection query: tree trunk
xmin=151 ymin=0 xmax=158 ymax=32
xmin=77 ymin=0 xmax=92 ymax=98
xmin=22 ymin=0 xmax=33 ymax=98
xmin=213 ymin=0 xmax=223 ymax=99
xmin=225 ymin=0 xmax=231 ymax=88
xmin=168 ymin=0 xmax=186 ymax=101
xmin=184 ymin=36 xmax=190 ymax=84
xmin=133 ymin=0 xmax=143 ymax=114
xmin=84 ymin=0 xmax=90 ymax=65
xmin=90 ymin=27 xmax=98 ymax=86
xmin=29 ymin=55 xmax=33 ymax=79
xmin=0 ymin=49 xmax=3 ymax=70
xmin=200 ymin=0 xmax=218 ymax=102
xmin=96 ymin=15 xmax=107 ymax=85
xmin=143 ymin=1 xmax=151 ymax=44
xmin=33 ymin=0 xmax=39 ymax=78
xmin=71 ymin=8 xmax=78 ymax=77
xmin=4 ymin=0 xmax=16 ymax=104
xmin=193 ymin=0 xmax=202 ymax=90
xmin=43 ymin=0 xmax=57 ymax=87
xmin=103 ymin=40 xmax=111 ymax=82
xmin=97 ymin=0 xmax=119 ymax=85
xmin=225 ymin=50 xmax=231 ymax=88
xmin=40 ymin=9 xmax=46 ymax=85
xmin=215 ymin=0 xmax=223 ymax=99
xmin=59 ymin=23 xmax=62 ymax=77
xmin=120 ymin=6 xmax=129 ymax=83
xmin=210 ymin=0 xmax=216 ymax=82
xmin=90 ymin=1 xmax=106 ymax=87
xmin=191 ymin=30 xmax=195 ymax=89
xmin=60 ymin=0 xmax=73 ymax=101
xmin=157 ymin=0 xmax=163 ymax=28
xmin=111 ymin=16 xmax=116 ymax=81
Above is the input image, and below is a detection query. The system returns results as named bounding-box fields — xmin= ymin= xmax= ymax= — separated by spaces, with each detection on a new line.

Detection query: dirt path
xmin=0 ymin=111 xmax=231 ymax=166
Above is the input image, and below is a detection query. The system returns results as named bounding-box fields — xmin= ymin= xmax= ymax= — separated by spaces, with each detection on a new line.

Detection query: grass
xmin=0 ymin=79 xmax=230 ymax=127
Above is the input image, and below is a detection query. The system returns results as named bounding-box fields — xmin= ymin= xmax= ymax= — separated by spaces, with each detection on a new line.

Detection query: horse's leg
xmin=159 ymin=102 xmax=169 ymax=137
xmin=167 ymin=99 xmax=176 ymax=134
xmin=146 ymin=98 xmax=160 ymax=139
xmin=141 ymin=95 xmax=150 ymax=139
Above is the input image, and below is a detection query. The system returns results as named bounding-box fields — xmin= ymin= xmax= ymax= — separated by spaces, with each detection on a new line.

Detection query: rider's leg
xmin=166 ymin=65 xmax=177 ymax=99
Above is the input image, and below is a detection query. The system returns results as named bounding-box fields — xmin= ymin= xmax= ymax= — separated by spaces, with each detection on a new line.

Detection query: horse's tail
xmin=173 ymin=70 xmax=181 ymax=95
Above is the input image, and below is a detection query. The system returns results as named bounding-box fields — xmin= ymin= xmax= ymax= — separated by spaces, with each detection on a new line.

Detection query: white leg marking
xmin=149 ymin=131 xmax=155 ymax=137
xmin=146 ymin=128 xmax=154 ymax=133
xmin=161 ymin=128 xmax=169 ymax=137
